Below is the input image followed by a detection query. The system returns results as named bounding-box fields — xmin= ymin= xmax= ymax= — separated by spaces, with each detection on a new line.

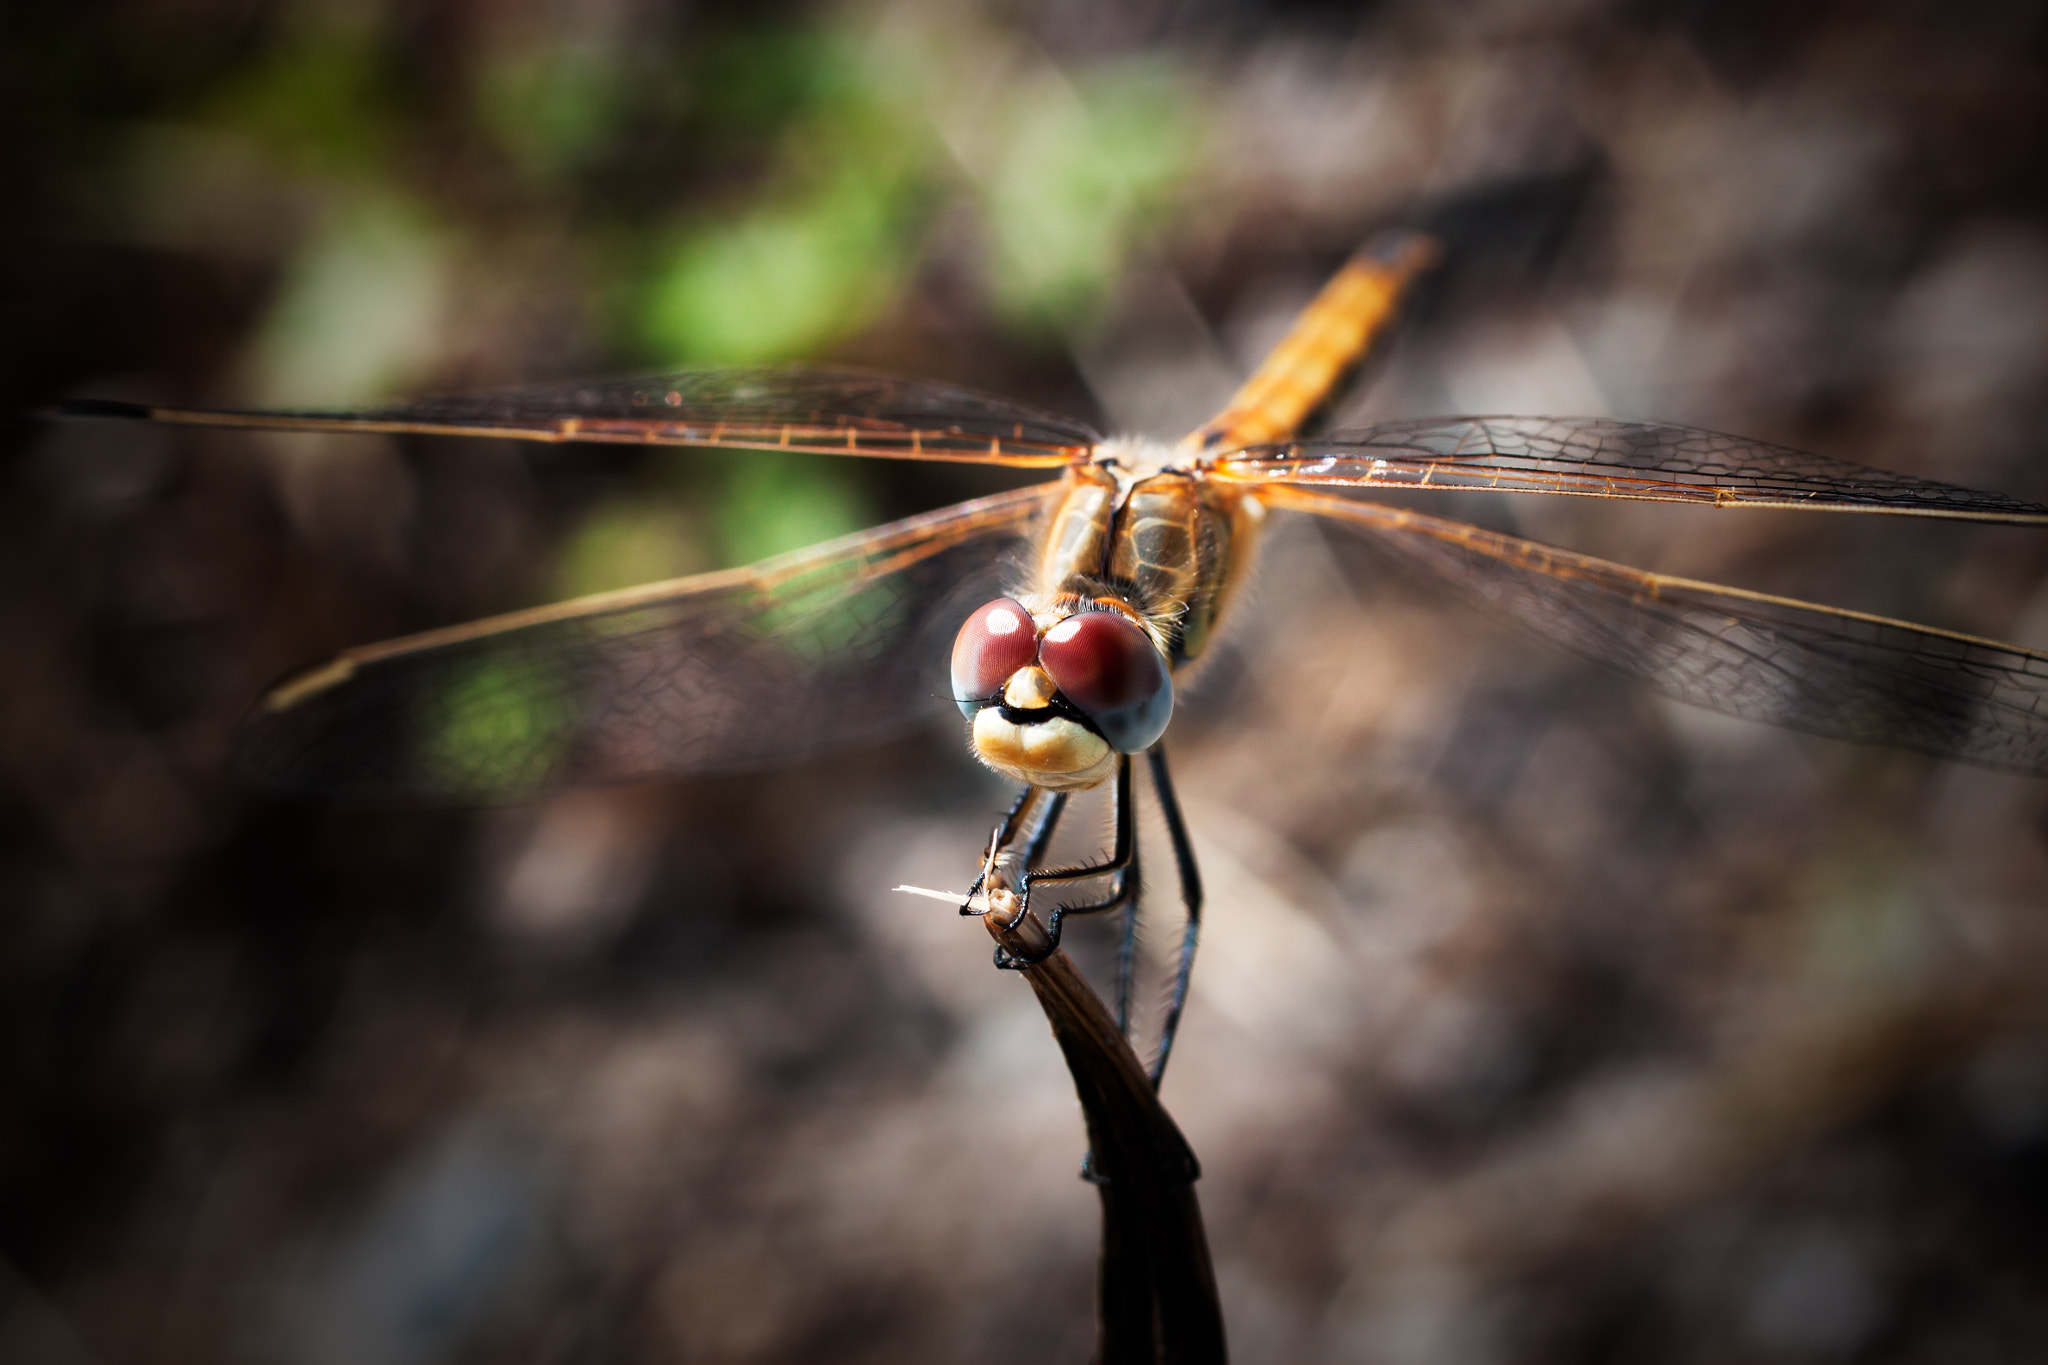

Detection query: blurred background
xmin=7 ymin=0 xmax=2048 ymax=1361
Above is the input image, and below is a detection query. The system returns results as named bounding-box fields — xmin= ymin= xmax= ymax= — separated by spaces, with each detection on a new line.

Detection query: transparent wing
xmin=1220 ymin=417 xmax=2048 ymax=524
xmin=1264 ymin=485 xmax=2048 ymax=775
xmin=54 ymin=366 xmax=1100 ymax=467
xmin=235 ymin=484 xmax=1052 ymax=799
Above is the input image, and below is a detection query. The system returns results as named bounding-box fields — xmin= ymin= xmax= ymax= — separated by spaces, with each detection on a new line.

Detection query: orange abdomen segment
xmin=1181 ymin=233 xmax=1440 ymax=455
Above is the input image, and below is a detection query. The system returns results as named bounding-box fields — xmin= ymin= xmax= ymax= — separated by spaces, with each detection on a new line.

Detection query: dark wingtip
xmin=41 ymin=398 xmax=157 ymax=421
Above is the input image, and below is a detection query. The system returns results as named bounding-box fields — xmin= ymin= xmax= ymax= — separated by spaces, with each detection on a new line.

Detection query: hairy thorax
xmin=1023 ymin=440 xmax=1265 ymax=672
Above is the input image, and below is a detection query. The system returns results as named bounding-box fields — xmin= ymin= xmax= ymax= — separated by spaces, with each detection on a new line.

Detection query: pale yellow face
xmin=968 ymin=664 xmax=1117 ymax=791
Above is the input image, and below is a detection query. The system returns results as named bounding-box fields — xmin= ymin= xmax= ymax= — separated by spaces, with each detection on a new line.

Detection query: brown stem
xmin=982 ymin=896 xmax=1226 ymax=1364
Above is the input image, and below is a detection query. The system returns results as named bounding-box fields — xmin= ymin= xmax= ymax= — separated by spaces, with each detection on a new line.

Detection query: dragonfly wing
xmin=1266 ymin=485 xmax=2048 ymax=775
xmin=1221 ymin=417 xmax=2048 ymax=523
xmin=55 ymin=366 xmax=1099 ymax=467
xmin=237 ymin=484 xmax=1052 ymax=799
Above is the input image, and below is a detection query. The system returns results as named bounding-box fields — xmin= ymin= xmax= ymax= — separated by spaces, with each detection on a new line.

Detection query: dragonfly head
xmin=950 ymin=597 xmax=1173 ymax=791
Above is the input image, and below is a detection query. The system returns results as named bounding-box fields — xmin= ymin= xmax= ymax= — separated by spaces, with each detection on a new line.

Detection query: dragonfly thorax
xmin=1028 ymin=455 xmax=1264 ymax=677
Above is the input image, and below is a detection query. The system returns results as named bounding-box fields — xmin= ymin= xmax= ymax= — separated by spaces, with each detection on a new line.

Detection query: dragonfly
xmin=51 ymin=232 xmax=2048 ymax=1084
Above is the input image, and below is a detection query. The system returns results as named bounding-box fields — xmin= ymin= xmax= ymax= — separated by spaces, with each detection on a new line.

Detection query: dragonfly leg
xmin=992 ymin=757 xmax=1135 ymax=969
xmin=1021 ymin=789 xmax=1068 ymax=866
xmin=1114 ymin=859 xmax=1139 ymax=1037
xmin=964 ymin=786 xmax=1067 ymax=914
xmin=1145 ymin=744 xmax=1204 ymax=1090
xmin=1034 ymin=820 xmax=1141 ymax=969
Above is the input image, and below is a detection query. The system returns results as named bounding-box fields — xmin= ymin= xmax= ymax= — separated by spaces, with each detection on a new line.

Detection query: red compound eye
xmin=1038 ymin=609 xmax=1173 ymax=753
xmin=950 ymin=598 xmax=1039 ymax=716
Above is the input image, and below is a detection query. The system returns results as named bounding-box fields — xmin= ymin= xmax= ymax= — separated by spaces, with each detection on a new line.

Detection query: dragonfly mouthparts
xmin=998 ymin=696 xmax=1100 ymax=736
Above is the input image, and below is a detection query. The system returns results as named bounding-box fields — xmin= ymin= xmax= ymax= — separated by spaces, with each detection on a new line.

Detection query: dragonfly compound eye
xmin=1038 ymin=610 xmax=1173 ymax=753
xmin=951 ymin=598 xmax=1040 ymax=717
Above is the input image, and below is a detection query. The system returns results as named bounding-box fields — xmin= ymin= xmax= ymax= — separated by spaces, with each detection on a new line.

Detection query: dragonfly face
xmin=951 ymin=592 xmax=1173 ymax=791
